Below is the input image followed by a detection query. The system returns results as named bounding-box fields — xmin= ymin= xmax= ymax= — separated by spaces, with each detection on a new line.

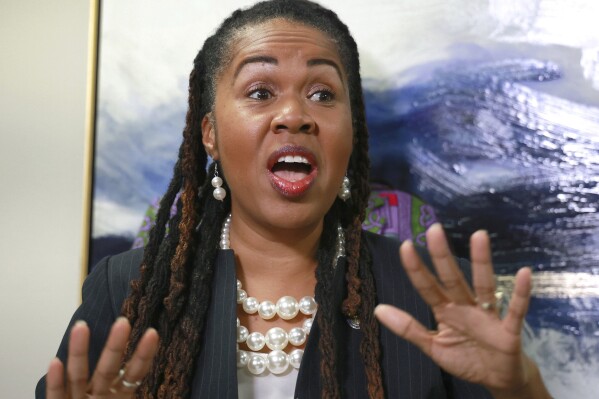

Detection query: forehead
xmin=223 ymin=18 xmax=346 ymax=76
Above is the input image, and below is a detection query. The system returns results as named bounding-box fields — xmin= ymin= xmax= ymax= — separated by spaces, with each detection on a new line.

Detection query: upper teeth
xmin=277 ymin=155 xmax=310 ymax=164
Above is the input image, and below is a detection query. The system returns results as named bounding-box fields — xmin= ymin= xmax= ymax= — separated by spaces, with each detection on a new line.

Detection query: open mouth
xmin=267 ymin=145 xmax=318 ymax=197
xmin=271 ymin=155 xmax=314 ymax=182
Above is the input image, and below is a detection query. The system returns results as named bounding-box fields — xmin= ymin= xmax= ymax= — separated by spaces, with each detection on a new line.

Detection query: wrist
xmin=489 ymin=356 xmax=552 ymax=399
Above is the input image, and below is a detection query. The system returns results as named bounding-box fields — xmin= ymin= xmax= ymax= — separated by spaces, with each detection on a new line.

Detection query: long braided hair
xmin=121 ymin=1 xmax=383 ymax=397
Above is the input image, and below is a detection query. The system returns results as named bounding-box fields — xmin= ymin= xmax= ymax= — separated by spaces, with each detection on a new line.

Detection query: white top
xmin=238 ymin=367 xmax=299 ymax=399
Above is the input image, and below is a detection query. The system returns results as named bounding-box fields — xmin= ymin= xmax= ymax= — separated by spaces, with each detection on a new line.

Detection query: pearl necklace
xmin=237 ymin=279 xmax=318 ymax=320
xmin=220 ymin=214 xmax=346 ymax=375
xmin=235 ymin=279 xmax=316 ymax=375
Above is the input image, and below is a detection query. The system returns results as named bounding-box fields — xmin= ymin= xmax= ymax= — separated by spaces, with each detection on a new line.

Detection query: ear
xmin=202 ymin=113 xmax=219 ymax=160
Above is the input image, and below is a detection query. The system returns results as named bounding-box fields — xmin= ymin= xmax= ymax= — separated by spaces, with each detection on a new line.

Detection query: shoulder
xmin=363 ymin=229 xmax=401 ymax=255
xmin=363 ymin=230 xmax=473 ymax=283
xmin=85 ymin=247 xmax=144 ymax=316
xmin=362 ymin=230 xmax=433 ymax=271
xmin=103 ymin=247 xmax=144 ymax=297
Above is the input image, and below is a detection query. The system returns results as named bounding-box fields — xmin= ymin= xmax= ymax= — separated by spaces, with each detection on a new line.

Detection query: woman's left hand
xmin=374 ymin=223 xmax=551 ymax=399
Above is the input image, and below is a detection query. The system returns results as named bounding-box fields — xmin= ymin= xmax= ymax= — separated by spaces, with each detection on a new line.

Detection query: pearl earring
xmin=338 ymin=175 xmax=351 ymax=201
xmin=212 ymin=163 xmax=226 ymax=201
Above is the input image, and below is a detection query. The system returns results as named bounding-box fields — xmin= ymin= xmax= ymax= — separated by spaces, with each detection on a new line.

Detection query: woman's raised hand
xmin=46 ymin=317 xmax=158 ymax=398
xmin=374 ymin=223 xmax=551 ymax=399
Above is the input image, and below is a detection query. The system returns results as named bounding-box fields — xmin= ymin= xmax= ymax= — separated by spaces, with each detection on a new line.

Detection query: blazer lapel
xmin=189 ymin=249 xmax=239 ymax=399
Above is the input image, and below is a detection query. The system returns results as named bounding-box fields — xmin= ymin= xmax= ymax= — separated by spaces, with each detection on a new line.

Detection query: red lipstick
xmin=267 ymin=145 xmax=318 ymax=198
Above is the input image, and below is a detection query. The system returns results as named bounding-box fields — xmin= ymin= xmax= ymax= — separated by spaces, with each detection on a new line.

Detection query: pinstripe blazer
xmin=36 ymin=231 xmax=492 ymax=398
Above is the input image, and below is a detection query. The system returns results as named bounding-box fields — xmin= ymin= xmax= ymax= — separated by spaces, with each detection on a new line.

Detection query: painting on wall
xmin=89 ymin=1 xmax=599 ymax=397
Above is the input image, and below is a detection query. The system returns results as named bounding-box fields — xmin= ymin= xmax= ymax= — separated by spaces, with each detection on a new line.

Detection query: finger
xmin=470 ymin=230 xmax=497 ymax=309
xmin=503 ymin=267 xmax=532 ymax=334
xmin=113 ymin=328 xmax=159 ymax=394
xmin=374 ymin=304 xmax=433 ymax=357
xmin=89 ymin=317 xmax=131 ymax=394
xmin=46 ymin=358 xmax=66 ymax=399
xmin=426 ymin=224 xmax=475 ymax=304
xmin=400 ymin=239 xmax=448 ymax=308
xmin=66 ymin=320 xmax=90 ymax=398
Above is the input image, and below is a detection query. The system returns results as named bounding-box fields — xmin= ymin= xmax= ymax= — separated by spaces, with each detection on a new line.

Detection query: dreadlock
xmin=121 ymin=1 xmax=383 ymax=398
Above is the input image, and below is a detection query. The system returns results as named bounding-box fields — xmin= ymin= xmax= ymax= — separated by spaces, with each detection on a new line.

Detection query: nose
xmin=270 ymin=95 xmax=316 ymax=134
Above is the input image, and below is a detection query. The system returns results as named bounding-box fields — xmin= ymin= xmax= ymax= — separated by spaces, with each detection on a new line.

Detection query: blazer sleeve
xmin=35 ymin=249 xmax=142 ymax=398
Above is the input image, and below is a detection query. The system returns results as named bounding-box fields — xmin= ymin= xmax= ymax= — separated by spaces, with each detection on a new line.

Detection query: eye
xmin=248 ymin=87 xmax=273 ymax=100
xmin=308 ymin=89 xmax=335 ymax=103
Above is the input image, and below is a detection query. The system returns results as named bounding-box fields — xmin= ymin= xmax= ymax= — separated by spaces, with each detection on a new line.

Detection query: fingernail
xmin=374 ymin=304 xmax=389 ymax=315
xmin=116 ymin=316 xmax=129 ymax=323
xmin=74 ymin=320 xmax=87 ymax=327
xmin=144 ymin=327 xmax=158 ymax=336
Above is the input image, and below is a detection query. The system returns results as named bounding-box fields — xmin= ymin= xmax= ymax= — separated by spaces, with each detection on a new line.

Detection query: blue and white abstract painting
xmin=92 ymin=1 xmax=599 ymax=397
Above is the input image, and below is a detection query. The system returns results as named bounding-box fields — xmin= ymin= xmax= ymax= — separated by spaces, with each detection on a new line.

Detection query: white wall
xmin=0 ymin=0 xmax=90 ymax=397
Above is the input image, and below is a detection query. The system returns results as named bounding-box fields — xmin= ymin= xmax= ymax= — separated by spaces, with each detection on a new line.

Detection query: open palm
xmin=375 ymin=224 xmax=550 ymax=398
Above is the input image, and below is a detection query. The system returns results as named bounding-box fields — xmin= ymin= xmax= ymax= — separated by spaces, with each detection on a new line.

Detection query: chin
xmin=261 ymin=197 xmax=334 ymax=231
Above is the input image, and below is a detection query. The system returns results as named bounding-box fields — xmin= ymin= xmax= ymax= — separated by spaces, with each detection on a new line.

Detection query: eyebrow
xmin=233 ymin=56 xmax=278 ymax=78
xmin=307 ymin=58 xmax=344 ymax=82
xmin=233 ymin=56 xmax=344 ymax=82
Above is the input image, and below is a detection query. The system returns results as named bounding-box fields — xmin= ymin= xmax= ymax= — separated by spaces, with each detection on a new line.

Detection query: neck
xmin=226 ymin=213 xmax=322 ymax=299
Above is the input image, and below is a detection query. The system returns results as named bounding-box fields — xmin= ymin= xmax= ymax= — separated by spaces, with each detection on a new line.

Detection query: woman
xmin=39 ymin=0 xmax=551 ymax=398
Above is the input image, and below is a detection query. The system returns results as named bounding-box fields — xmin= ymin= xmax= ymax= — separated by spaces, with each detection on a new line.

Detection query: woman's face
xmin=202 ymin=19 xmax=353 ymax=233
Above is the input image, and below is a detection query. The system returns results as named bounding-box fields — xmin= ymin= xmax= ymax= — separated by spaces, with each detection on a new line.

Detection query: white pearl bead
xmin=211 ymin=176 xmax=223 ymax=187
xmin=237 ymin=325 xmax=249 ymax=343
xmin=258 ymin=300 xmax=276 ymax=320
xmin=276 ymin=296 xmax=299 ymax=320
xmin=288 ymin=349 xmax=304 ymax=369
xmin=247 ymin=353 xmax=267 ymax=375
xmin=267 ymin=350 xmax=289 ymax=375
xmin=213 ymin=187 xmax=226 ymax=200
xmin=220 ymin=239 xmax=230 ymax=248
xmin=236 ymin=317 xmax=240 ymax=327
xmin=288 ymin=327 xmax=307 ymax=346
xmin=236 ymin=279 xmax=242 ymax=289
xmin=302 ymin=317 xmax=314 ymax=334
xmin=246 ymin=332 xmax=265 ymax=351
xmin=298 ymin=296 xmax=317 ymax=315
xmin=340 ymin=188 xmax=350 ymax=200
xmin=237 ymin=350 xmax=249 ymax=367
xmin=265 ymin=327 xmax=288 ymax=351
xmin=237 ymin=289 xmax=247 ymax=304
xmin=242 ymin=297 xmax=259 ymax=314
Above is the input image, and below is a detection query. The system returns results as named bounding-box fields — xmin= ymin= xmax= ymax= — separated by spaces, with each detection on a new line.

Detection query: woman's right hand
xmin=46 ymin=317 xmax=159 ymax=398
